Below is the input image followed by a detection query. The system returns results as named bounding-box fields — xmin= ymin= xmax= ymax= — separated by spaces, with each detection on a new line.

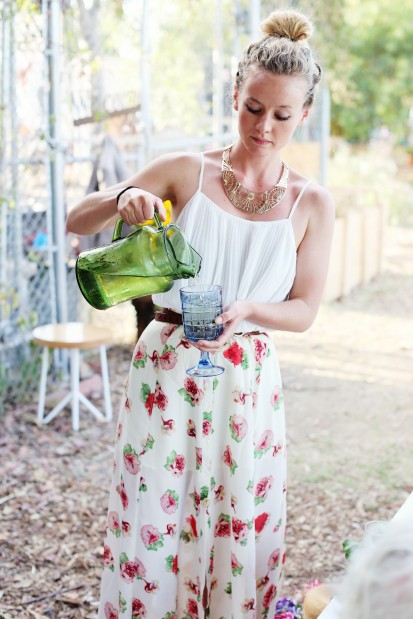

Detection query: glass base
xmin=186 ymin=364 xmax=225 ymax=378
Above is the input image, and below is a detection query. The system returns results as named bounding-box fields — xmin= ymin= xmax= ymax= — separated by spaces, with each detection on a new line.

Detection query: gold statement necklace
xmin=221 ymin=145 xmax=289 ymax=214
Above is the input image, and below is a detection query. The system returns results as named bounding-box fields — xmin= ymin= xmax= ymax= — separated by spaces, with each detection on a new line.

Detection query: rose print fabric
xmin=98 ymin=320 xmax=286 ymax=619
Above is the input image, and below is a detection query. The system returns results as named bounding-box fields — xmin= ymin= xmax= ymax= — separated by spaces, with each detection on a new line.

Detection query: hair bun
xmin=261 ymin=9 xmax=313 ymax=43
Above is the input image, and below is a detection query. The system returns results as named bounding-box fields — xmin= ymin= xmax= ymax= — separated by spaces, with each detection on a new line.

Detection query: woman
xmin=67 ymin=9 xmax=335 ymax=618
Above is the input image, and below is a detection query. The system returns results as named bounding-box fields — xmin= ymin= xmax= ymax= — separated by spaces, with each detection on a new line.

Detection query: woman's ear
xmin=300 ymin=108 xmax=309 ymax=124
xmin=233 ymin=86 xmax=239 ymax=111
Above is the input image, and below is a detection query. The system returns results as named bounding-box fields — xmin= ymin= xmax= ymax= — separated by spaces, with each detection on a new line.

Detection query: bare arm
xmin=65 ymin=152 xmax=197 ymax=235
xmin=197 ymin=185 xmax=335 ymax=350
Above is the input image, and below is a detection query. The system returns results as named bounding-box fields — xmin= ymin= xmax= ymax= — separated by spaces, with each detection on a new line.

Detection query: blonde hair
xmin=339 ymin=521 xmax=413 ymax=619
xmin=235 ymin=9 xmax=321 ymax=107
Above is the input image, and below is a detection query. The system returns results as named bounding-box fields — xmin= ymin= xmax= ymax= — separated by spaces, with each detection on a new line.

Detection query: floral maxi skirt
xmin=98 ymin=320 xmax=287 ymax=619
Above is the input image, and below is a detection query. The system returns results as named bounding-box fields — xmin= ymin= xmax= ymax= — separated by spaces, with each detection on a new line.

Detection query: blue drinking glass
xmin=180 ymin=284 xmax=225 ymax=378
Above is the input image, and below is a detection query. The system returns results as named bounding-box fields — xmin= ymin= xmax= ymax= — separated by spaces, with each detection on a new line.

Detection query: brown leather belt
xmin=154 ymin=308 xmax=183 ymax=325
xmin=154 ymin=308 xmax=267 ymax=337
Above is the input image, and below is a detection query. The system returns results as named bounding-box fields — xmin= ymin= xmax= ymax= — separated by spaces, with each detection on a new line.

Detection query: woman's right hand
xmin=117 ymin=187 xmax=167 ymax=226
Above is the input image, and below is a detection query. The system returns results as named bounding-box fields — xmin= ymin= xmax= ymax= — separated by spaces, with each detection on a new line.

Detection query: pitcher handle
xmin=112 ymin=206 xmax=165 ymax=243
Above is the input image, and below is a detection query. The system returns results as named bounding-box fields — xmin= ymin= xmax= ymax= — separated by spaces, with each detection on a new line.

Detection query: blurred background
xmin=1 ymin=0 xmax=413 ymax=408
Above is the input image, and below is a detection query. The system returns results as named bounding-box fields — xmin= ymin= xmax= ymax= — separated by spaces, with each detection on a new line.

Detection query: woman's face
xmin=234 ymin=67 xmax=309 ymax=155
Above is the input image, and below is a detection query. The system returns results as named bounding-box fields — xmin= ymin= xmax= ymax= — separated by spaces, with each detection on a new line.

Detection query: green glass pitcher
xmin=75 ymin=208 xmax=202 ymax=310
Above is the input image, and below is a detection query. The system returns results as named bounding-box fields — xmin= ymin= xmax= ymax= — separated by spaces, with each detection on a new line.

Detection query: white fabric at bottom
xmin=98 ymin=319 xmax=287 ymax=619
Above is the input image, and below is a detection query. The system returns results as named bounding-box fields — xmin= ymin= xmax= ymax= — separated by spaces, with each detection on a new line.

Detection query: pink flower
xmin=171 ymin=454 xmax=185 ymax=476
xmin=255 ymin=512 xmax=270 ymax=535
xmin=222 ymin=445 xmax=237 ymax=474
xmin=230 ymin=553 xmax=238 ymax=570
xmin=268 ymin=548 xmax=281 ymax=570
xmin=115 ymin=480 xmax=128 ymax=510
xmin=122 ymin=520 xmax=131 ymax=536
xmin=232 ymin=387 xmax=247 ymax=404
xmin=123 ymin=451 xmax=140 ymax=475
xmin=184 ymin=577 xmax=201 ymax=597
xmin=255 ymin=475 xmax=273 ymax=502
xmin=232 ymin=517 xmax=249 ymax=543
xmin=144 ymin=392 xmax=155 ymax=415
xmin=229 ymin=414 xmax=248 ymax=441
xmin=161 ymin=417 xmax=175 ymax=434
xmin=170 ymin=554 xmax=179 ymax=574
xmin=160 ymin=490 xmax=179 ymax=514
xmin=187 ymin=419 xmax=196 ymax=437
xmin=183 ymin=377 xmax=203 ymax=405
xmin=154 ymin=382 xmax=168 ymax=411
xmin=256 ymin=430 xmax=274 ymax=450
xmin=186 ymin=598 xmax=199 ymax=619
xmin=102 ymin=544 xmax=114 ymax=568
xmin=214 ymin=514 xmax=231 ymax=538
xmin=131 ymin=598 xmax=147 ymax=618
xmin=241 ymin=598 xmax=255 ymax=611
xmin=257 ymin=574 xmax=270 ymax=590
xmin=186 ymin=514 xmax=198 ymax=539
xmin=108 ymin=511 xmax=120 ymax=531
xmin=263 ymin=583 xmax=277 ymax=609
xmin=223 ymin=341 xmax=244 ymax=366
xmin=133 ymin=342 xmax=147 ymax=362
xmin=149 ymin=350 xmax=160 ymax=368
xmin=214 ymin=484 xmax=224 ymax=502
xmin=104 ymin=602 xmax=119 ymax=619
xmin=120 ymin=560 xmax=138 ymax=583
xmin=195 ymin=447 xmax=202 ymax=469
xmin=159 ymin=349 xmax=178 ymax=370
xmin=166 ymin=523 xmax=176 ymax=536
xmin=160 ymin=324 xmax=178 ymax=345
xmin=202 ymin=419 xmax=212 ymax=435
xmin=271 ymin=386 xmax=281 ymax=409
xmin=134 ymin=557 xmax=146 ymax=578
xmin=254 ymin=338 xmax=268 ymax=364
xmin=140 ymin=524 xmax=162 ymax=549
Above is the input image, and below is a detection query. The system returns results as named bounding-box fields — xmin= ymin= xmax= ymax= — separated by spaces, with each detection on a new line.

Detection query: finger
xmin=154 ymin=198 xmax=167 ymax=221
xmin=215 ymin=310 xmax=232 ymax=325
xmin=142 ymin=199 xmax=156 ymax=222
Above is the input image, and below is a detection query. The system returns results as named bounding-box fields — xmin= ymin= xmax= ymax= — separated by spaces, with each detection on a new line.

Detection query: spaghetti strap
xmin=197 ymin=152 xmax=205 ymax=192
xmin=288 ymin=179 xmax=311 ymax=219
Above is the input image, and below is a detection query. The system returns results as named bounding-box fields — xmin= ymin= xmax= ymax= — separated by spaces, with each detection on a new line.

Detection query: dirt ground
xmin=1 ymin=225 xmax=412 ymax=618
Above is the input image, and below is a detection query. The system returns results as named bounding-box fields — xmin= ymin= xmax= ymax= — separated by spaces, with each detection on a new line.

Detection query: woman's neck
xmin=228 ymin=141 xmax=284 ymax=191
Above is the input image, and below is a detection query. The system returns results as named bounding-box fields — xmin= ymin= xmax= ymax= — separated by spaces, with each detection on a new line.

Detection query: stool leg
xmin=37 ymin=347 xmax=49 ymax=424
xmin=70 ymin=348 xmax=80 ymax=431
xmin=100 ymin=345 xmax=112 ymax=422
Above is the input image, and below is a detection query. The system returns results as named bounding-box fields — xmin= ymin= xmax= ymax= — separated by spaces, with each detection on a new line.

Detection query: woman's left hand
xmin=192 ymin=300 xmax=250 ymax=352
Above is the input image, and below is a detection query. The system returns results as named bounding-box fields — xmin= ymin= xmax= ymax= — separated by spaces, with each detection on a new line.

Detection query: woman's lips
xmin=252 ymin=137 xmax=271 ymax=145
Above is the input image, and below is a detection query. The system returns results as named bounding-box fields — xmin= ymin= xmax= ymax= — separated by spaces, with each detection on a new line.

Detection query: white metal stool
xmin=32 ymin=322 xmax=113 ymax=431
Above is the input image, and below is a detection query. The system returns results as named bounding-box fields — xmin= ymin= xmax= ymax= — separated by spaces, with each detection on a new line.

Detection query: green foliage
xmin=329 ymin=0 xmax=413 ymax=142
xmin=342 ymin=538 xmax=359 ymax=560
xmin=263 ymin=0 xmax=413 ymax=143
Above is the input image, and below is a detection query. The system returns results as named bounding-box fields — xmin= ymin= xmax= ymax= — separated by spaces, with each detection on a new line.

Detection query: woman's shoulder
xmin=289 ymin=169 xmax=335 ymax=215
xmin=149 ymin=150 xmax=202 ymax=172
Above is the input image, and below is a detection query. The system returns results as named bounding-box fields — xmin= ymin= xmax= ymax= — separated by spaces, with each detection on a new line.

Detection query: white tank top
xmin=153 ymin=153 xmax=311 ymax=332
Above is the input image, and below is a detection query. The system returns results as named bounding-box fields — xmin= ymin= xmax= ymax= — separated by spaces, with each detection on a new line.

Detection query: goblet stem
xmin=186 ymin=350 xmax=224 ymax=378
xmin=199 ymin=351 xmax=213 ymax=369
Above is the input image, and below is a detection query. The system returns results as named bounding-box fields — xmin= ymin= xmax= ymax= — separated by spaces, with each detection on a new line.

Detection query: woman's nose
xmin=256 ymin=114 xmax=272 ymax=133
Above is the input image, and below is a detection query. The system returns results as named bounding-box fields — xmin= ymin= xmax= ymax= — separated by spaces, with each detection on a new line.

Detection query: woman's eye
xmin=246 ymin=104 xmax=261 ymax=114
xmin=275 ymin=114 xmax=290 ymax=121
